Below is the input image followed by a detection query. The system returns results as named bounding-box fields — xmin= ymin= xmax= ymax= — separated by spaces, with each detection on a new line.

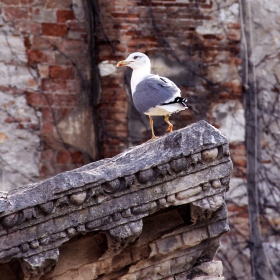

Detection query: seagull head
xmin=117 ymin=52 xmax=151 ymax=71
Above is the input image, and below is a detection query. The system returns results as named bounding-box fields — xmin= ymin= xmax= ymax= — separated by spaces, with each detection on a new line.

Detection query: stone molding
xmin=0 ymin=121 xmax=232 ymax=279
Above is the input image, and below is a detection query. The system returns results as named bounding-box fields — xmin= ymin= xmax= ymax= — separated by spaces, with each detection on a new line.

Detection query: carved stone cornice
xmin=0 ymin=121 xmax=232 ymax=279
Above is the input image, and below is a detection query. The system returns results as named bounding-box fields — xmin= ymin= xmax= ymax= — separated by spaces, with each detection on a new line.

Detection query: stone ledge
xmin=0 ymin=121 xmax=233 ymax=280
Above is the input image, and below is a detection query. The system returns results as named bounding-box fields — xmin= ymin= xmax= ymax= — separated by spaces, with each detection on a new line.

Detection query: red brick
xmin=41 ymin=149 xmax=55 ymax=162
xmin=38 ymin=64 xmax=49 ymax=78
xmin=49 ymin=66 xmax=75 ymax=79
xmin=70 ymin=151 xmax=84 ymax=164
xmin=81 ymin=33 xmax=88 ymax=42
xmin=227 ymin=22 xmax=241 ymax=29
xmin=111 ymin=13 xmax=139 ymax=19
xmin=26 ymin=123 xmax=40 ymax=130
xmin=127 ymin=36 xmax=157 ymax=47
xmin=126 ymin=30 xmax=142 ymax=36
xmin=57 ymin=10 xmax=75 ymax=23
xmin=52 ymin=108 xmax=72 ymax=122
xmin=67 ymin=20 xmax=87 ymax=32
xmin=21 ymin=0 xmax=35 ymax=4
xmin=41 ymin=79 xmax=67 ymax=93
xmin=2 ymin=0 xmax=20 ymax=4
xmin=60 ymin=39 xmax=85 ymax=53
xmin=144 ymin=1 xmax=196 ymax=7
xmin=53 ymin=93 xmax=78 ymax=107
xmin=227 ymin=33 xmax=241 ymax=42
xmin=198 ymin=2 xmax=213 ymax=8
xmin=41 ymin=120 xmax=53 ymax=135
xmin=56 ymin=150 xmax=72 ymax=164
xmin=31 ymin=36 xmax=60 ymax=50
xmin=42 ymin=23 xmax=68 ymax=37
xmin=115 ymin=44 xmax=126 ymax=52
xmin=14 ymin=20 xmax=41 ymax=35
xmin=26 ymin=91 xmax=53 ymax=108
xmin=24 ymin=37 xmax=32 ymax=53
xmin=230 ymin=144 xmax=246 ymax=168
xmin=219 ymin=91 xmax=232 ymax=99
xmin=46 ymin=0 xmax=72 ymax=9
xmin=5 ymin=117 xmax=31 ymax=123
xmin=3 ymin=7 xmax=29 ymax=21
xmin=0 ymin=85 xmax=26 ymax=95
xmin=40 ymin=163 xmax=50 ymax=178
xmin=40 ymin=108 xmax=54 ymax=121
xmin=227 ymin=205 xmax=249 ymax=218
xmin=223 ymin=80 xmax=242 ymax=94
xmin=203 ymin=39 xmax=218 ymax=47
xmin=67 ymin=80 xmax=80 ymax=93
xmin=16 ymin=123 xmax=24 ymax=129
xmin=28 ymin=50 xmax=54 ymax=64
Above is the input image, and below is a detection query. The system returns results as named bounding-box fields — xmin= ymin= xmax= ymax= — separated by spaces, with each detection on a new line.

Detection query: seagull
xmin=117 ymin=52 xmax=187 ymax=141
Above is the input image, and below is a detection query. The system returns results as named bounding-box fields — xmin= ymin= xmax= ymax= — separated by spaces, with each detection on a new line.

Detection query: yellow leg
xmin=164 ymin=115 xmax=173 ymax=132
xmin=148 ymin=116 xmax=158 ymax=141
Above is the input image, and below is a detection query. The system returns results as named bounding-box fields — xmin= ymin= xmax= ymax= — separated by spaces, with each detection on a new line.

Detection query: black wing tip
xmin=161 ymin=97 xmax=188 ymax=107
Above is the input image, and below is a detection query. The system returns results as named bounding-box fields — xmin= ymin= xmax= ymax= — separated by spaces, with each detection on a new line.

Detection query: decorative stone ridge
xmin=0 ymin=121 xmax=232 ymax=279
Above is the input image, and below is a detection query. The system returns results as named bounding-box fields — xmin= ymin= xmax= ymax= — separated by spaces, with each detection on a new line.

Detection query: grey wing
xmin=132 ymin=75 xmax=181 ymax=114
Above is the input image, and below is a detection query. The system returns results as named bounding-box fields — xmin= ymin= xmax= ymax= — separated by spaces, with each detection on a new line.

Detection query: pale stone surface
xmin=69 ymin=191 xmax=87 ymax=205
xmin=219 ymin=3 xmax=239 ymax=23
xmin=31 ymin=9 xmax=56 ymax=23
xmin=98 ymin=61 xmax=117 ymax=76
xmin=0 ymin=63 xmax=38 ymax=90
xmin=0 ymin=35 xmax=27 ymax=63
xmin=162 ymin=260 xmax=224 ymax=280
xmin=150 ymin=55 xmax=188 ymax=85
xmin=0 ymin=30 xmax=40 ymax=193
xmin=211 ymin=100 xmax=245 ymax=143
xmin=208 ymin=64 xmax=235 ymax=83
xmin=237 ymin=2 xmax=280 ymax=278
xmin=0 ymin=0 xmax=94 ymax=195
xmin=201 ymin=148 xmax=218 ymax=162
xmin=196 ymin=0 xmax=239 ymax=35
xmin=55 ymin=105 xmax=96 ymax=159
xmin=72 ymin=0 xmax=86 ymax=21
xmin=226 ymin=178 xmax=248 ymax=206
xmin=197 ymin=261 xmax=223 ymax=276
xmin=0 ymin=92 xmax=40 ymax=192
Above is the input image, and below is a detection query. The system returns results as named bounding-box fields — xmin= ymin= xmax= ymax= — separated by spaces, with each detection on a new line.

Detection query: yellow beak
xmin=117 ymin=60 xmax=130 ymax=67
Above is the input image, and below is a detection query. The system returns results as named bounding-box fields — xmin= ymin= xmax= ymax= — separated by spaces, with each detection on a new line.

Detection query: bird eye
xmin=133 ymin=56 xmax=139 ymax=59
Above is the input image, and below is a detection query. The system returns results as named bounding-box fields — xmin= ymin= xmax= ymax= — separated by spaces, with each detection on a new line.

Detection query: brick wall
xmin=0 ymin=0 xmax=243 ymax=187
xmin=96 ymin=0 xmax=242 ymax=157
xmin=0 ymin=0 xmax=93 ymax=190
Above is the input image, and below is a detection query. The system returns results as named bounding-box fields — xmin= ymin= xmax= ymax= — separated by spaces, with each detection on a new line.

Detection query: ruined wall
xmin=96 ymin=0 xmax=242 ymax=157
xmin=0 ymin=2 xmax=246 ymax=276
xmin=0 ymin=0 xmax=95 ymax=191
xmin=1 ymin=0 xmax=280 ymax=278
xmin=247 ymin=0 xmax=280 ymax=277
xmin=0 ymin=0 xmax=243 ymax=190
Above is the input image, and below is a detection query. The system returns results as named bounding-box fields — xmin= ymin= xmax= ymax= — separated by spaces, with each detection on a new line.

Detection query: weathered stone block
xmin=156 ymin=234 xmax=184 ymax=255
xmin=0 ymin=121 xmax=232 ymax=279
xmin=42 ymin=23 xmax=68 ymax=37
xmin=182 ymin=227 xmax=209 ymax=248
